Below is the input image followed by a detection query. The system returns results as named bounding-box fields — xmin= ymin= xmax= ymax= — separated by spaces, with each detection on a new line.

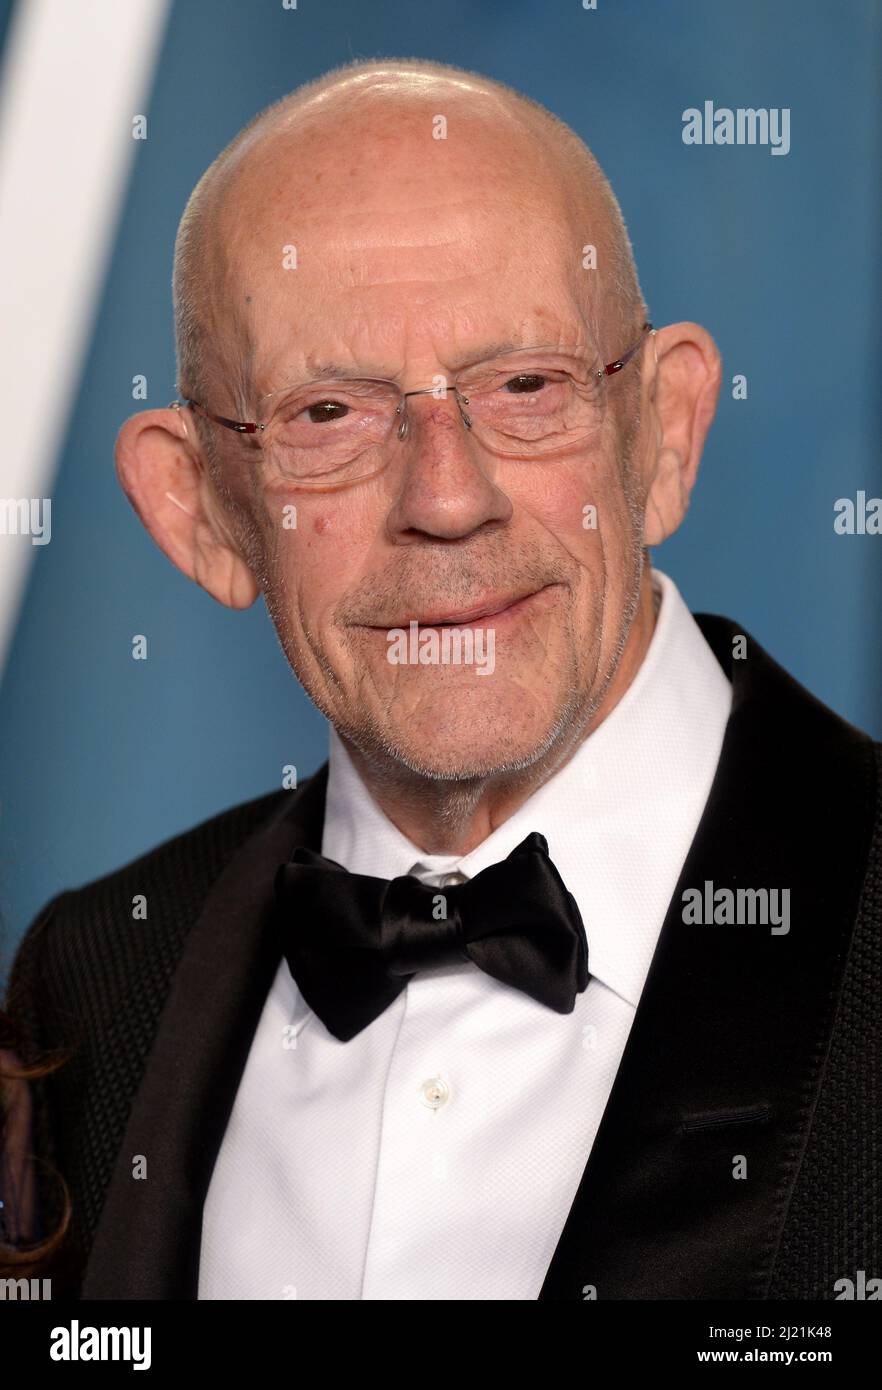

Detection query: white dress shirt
xmin=198 ymin=567 xmax=732 ymax=1300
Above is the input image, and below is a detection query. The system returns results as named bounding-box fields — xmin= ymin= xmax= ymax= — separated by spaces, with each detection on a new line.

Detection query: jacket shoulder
xmin=695 ymin=610 xmax=877 ymax=751
xmin=5 ymin=784 xmax=291 ymax=1043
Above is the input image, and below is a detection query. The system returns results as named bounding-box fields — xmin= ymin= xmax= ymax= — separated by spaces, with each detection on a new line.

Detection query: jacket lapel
xmin=539 ymin=615 xmax=876 ymax=1298
xmin=81 ymin=766 xmax=329 ymax=1299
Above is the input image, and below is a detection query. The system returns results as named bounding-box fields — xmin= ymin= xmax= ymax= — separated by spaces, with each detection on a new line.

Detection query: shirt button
xmin=419 ymin=1076 xmax=450 ymax=1109
xmin=436 ymin=871 xmax=467 ymax=888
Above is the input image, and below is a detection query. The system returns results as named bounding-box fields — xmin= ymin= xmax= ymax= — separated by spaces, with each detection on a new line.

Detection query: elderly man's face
xmin=206 ymin=101 xmax=651 ymax=778
xmin=171 ymin=97 xmax=665 ymax=779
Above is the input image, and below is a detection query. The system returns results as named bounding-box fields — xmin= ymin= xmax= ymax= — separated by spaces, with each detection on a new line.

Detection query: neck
xmin=339 ymin=572 xmax=659 ymax=856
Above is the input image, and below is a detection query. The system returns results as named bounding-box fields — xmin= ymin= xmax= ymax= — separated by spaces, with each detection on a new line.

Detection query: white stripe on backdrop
xmin=0 ymin=0 xmax=171 ymax=675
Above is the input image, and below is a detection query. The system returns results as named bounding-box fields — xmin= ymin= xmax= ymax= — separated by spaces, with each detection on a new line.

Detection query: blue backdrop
xmin=1 ymin=0 xmax=880 ymax=969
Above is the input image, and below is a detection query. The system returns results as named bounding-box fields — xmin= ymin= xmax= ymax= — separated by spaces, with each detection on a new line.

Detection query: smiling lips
xmin=369 ymin=585 xmax=554 ymax=629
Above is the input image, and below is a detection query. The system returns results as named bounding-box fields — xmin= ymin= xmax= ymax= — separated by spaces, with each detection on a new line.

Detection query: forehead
xmin=214 ymin=98 xmax=611 ymax=389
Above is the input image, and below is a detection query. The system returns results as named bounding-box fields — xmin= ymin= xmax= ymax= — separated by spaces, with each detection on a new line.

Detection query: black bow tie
xmin=272 ymin=831 xmax=590 ymax=1042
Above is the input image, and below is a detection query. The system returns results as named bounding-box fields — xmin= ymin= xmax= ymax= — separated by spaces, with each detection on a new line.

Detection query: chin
xmin=351 ymin=684 xmax=577 ymax=782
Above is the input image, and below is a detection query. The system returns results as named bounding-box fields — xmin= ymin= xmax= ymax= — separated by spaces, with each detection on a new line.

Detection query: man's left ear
xmin=641 ymin=322 xmax=722 ymax=546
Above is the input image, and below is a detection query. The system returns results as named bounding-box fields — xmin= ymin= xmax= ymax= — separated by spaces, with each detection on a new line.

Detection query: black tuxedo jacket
xmin=6 ymin=614 xmax=881 ymax=1300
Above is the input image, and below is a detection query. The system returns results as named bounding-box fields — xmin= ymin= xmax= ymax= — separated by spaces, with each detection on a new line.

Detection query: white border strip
xmin=0 ymin=0 xmax=172 ymax=673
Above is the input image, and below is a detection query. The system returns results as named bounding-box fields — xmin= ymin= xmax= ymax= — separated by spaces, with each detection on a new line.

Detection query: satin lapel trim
xmin=539 ymin=617 xmax=875 ymax=1300
xmin=81 ymin=766 xmax=329 ymax=1298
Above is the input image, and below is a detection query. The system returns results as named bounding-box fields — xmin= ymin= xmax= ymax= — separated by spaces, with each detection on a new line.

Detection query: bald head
xmin=172 ymin=58 xmax=646 ymax=412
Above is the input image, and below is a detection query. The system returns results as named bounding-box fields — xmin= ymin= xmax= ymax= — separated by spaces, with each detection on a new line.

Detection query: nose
xmin=385 ymin=390 xmax=513 ymax=544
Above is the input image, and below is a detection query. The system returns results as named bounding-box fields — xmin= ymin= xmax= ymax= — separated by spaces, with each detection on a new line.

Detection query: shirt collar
xmin=322 ymin=568 xmax=732 ymax=1009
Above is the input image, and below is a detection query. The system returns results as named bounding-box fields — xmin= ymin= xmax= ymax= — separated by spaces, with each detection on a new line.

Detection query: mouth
xmin=363 ymin=583 xmax=560 ymax=631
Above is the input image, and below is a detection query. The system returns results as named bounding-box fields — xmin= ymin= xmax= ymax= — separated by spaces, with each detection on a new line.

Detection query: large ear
xmin=115 ymin=406 xmax=259 ymax=609
xmin=641 ymin=321 xmax=722 ymax=546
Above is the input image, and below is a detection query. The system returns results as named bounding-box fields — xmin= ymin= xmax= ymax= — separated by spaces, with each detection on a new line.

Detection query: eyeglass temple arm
xmin=169 ymin=398 xmax=261 ymax=434
xmin=602 ymin=322 xmax=654 ymax=376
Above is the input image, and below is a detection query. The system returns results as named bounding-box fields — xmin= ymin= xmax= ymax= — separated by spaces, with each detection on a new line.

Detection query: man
xmin=7 ymin=58 xmax=880 ymax=1301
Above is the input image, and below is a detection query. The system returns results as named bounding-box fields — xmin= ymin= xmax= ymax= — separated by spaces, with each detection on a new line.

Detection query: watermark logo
xmin=833 ymin=491 xmax=881 ymax=534
xmin=682 ymin=101 xmax=790 ymax=156
xmin=49 ymin=1320 xmax=151 ymax=1370
xmin=387 ymin=620 xmax=495 ymax=676
xmin=0 ymin=497 xmax=51 ymax=544
xmin=681 ymin=881 xmax=790 ymax=935
xmin=0 ymin=1277 xmax=52 ymax=1299
xmin=834 ymin=1270 xmax=881 ymax=1299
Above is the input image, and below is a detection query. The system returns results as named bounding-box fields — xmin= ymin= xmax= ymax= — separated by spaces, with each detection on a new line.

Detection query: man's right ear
xmin=115 ymin=407 xmax=260 ymax=610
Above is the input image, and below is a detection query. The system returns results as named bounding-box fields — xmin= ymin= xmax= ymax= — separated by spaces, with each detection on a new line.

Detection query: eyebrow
xmin=290 ymin=340 xmax=584 ymax=385
xmin=253 ymin=333 xmax=601 ymax=401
